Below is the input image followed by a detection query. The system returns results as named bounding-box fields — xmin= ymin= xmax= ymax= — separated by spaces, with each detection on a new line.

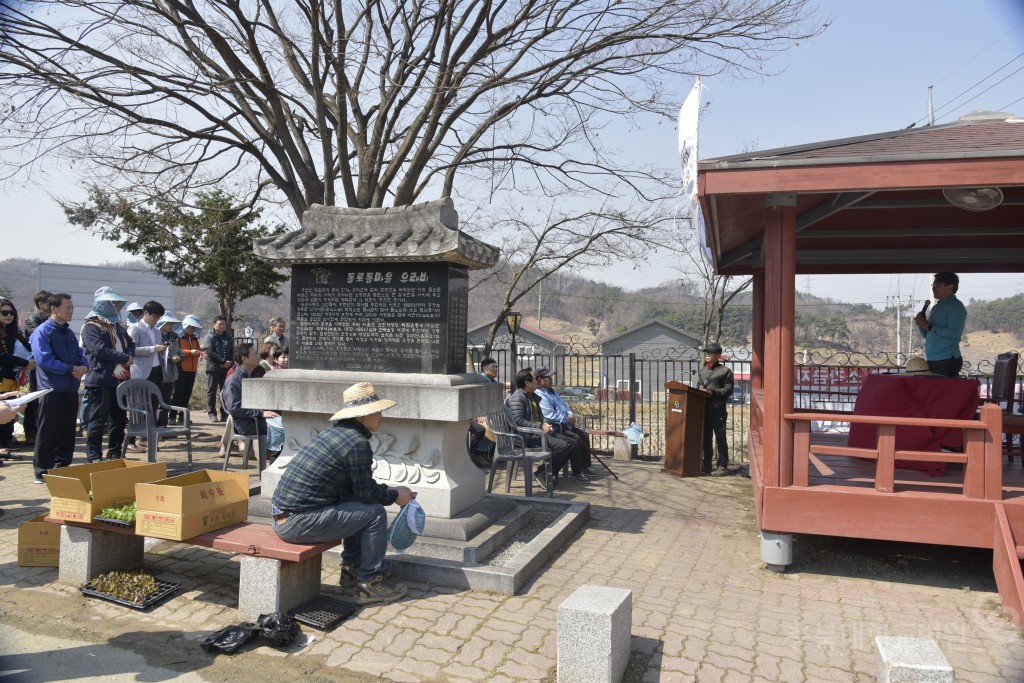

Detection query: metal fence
xmin=469 ymin=342 xmax=1024 ymax=460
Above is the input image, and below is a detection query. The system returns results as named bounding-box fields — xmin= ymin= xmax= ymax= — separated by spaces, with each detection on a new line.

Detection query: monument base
xmin=242 ymin=369 xmax=502 ymax=519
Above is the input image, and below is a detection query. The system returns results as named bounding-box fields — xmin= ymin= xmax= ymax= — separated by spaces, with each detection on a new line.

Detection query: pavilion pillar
xmin=762 ymin=194 xmax=797 ymax=489
xmin=751 ymin=269 xmax=765 ymax=391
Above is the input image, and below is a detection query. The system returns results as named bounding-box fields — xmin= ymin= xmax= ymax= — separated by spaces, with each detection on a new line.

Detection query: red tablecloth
xmin=846 ymin=374 xmax=980 ymax=476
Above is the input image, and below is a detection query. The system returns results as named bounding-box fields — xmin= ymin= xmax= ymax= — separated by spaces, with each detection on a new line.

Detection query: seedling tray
xmin=81 ymin=577 xmax=181 ymax=610
xmin=93 ymin=515 xmax=135 ymax=529
xmin=290 ymin=595 xmax=357 ymax=631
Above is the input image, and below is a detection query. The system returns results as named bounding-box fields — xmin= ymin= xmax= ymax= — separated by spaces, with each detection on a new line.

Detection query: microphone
xmin=920 ymin=300 xmax=930 ymax=316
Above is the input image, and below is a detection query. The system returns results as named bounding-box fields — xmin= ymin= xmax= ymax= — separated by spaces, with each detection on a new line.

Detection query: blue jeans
xmin=272 ymin=501 xmax=388 ymax=582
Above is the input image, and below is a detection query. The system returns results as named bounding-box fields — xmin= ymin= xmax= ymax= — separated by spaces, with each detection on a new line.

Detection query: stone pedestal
xmin=243 ymin=369 xmax=503 ymax=519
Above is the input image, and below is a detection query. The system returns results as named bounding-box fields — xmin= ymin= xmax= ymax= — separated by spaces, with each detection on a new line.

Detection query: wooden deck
xmin=806 ymin=433 xmax=1024 ymax=502
xmin=748 ymin=393 xmax=1024 ymax=626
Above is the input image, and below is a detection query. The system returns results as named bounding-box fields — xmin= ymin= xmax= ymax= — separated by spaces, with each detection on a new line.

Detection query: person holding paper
xmin=30 ymin=293 xmax=89 ymax=482
xmin=0 ymin=298 xmax=34 ymax=458
xmin=81 ymin=289 xmax=135 ymax=463
xmin=20 ymin=290 xmax=50 ymax=446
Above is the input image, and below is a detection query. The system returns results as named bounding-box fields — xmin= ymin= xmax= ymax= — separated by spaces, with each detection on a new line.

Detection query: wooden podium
xmin=663 ymin=381 xmax=708 ymax=477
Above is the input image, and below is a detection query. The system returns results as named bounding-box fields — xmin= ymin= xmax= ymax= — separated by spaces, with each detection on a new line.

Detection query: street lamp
xmin=506 ymin=310 xmax=523 ymax=378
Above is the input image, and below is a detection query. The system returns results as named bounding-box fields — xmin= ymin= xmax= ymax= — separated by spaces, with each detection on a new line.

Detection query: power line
xmin=931 ymin=18 xmax=1024 ymax=86
xmin=913 ymin=51 xmax=1024 ymax=127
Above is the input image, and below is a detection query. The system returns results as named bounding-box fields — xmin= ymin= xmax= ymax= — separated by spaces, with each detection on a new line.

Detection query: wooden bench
xmin=49 ymin=517 xmax=340 ymax=620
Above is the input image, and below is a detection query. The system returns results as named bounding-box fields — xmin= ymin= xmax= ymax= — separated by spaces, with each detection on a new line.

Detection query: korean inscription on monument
xmin=291 ymin=262 xmax=468 ymax=373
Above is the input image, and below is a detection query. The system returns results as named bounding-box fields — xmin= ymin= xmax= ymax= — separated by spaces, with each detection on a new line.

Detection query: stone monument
xmin=242 ymin=198 xmax=503 ymax=519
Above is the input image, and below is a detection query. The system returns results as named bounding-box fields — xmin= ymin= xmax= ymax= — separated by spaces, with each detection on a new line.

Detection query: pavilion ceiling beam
xmin=718 ymin=238 xmax=762 ymax=270
xmin=795 ymin=248 xmax=1024 ymax=264
xmin=848 ymin=197 xmax=1024 ymax=210
xmin=799 ymin=226 xmax=1024 ymax=239
xmin=796 ymin=191 xmax=876 ymax=231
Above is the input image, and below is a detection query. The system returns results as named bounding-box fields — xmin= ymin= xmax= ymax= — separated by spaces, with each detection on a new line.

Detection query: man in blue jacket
xmin=81 ymin=289 xmax=135 ymax=462
xmin=31 ymin=293 xmax=89 ymax=482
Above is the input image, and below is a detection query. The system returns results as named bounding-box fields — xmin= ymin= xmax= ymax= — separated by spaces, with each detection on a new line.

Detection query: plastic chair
xmin=486 ymin=406 xmax=553 ymax=498
xmin=116 ymin=378 xmax=193 ymax=466
xmin=220 ymin=415 xmax=267 ymax=471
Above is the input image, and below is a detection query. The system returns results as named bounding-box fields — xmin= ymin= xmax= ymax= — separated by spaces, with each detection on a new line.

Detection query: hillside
xmin=2 ymin=258 xmax=1021 ymax=361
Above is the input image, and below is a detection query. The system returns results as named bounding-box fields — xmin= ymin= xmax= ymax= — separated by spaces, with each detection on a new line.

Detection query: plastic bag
xmin=200 ymin=623 xmax=257 ymax=654
xmin=256 ymin=612 xmax=299 ymax=647
xmin=387 ymin=499 xmax=425 ymax=552
xmin=623 ymin=422 xmax=645 ymax=445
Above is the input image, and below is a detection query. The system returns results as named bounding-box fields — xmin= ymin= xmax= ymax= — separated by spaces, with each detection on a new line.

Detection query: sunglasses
xmin=0 ymin=310 xmax=13 ymax=316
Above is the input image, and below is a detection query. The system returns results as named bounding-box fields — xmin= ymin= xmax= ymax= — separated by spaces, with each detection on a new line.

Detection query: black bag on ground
xmin=200 ymin=623 xmax=257 ymax=654
xmin=256 ymin=611 xmax=300 ymax=647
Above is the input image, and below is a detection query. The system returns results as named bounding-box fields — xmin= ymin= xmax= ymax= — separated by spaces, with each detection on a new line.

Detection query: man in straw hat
xmin=271 ymin=381 xmax=415 ymax=605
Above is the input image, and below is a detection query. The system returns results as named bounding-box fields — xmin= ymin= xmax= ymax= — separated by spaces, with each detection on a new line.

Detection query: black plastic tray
xmin=81 ymin=577 xmax=181 ymax=610
xmin=290 ymin=595 xmax=358 ymax=631
xmin=93 ymin=515 xmax=135 ymax=529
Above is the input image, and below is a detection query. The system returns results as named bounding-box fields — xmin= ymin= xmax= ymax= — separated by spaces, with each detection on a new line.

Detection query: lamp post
xmin=506 ymin=310 xmax=523 ymax=379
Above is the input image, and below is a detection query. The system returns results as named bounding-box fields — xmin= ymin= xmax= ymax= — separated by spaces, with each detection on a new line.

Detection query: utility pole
xmin=537 ymin=279 xmax=543 ymax=329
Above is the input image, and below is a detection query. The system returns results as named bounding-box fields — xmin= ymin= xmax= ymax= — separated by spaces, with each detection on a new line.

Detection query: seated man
xmin=505 ymin=368 xmax=586 ymax=488
xmin=271 ymin=382 xmax=414 ymax=605
xmin=534 ymin=366 xmax=596 ymax=477
xmin=221 ymin=342 xmax=278 ymax=437
xmin=467 ymin=357 xmax=499 ymax=468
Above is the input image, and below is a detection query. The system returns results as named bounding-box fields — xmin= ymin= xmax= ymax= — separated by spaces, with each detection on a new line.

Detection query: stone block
xmin=612 ymin=437 xmax=632 ymax=461
xmin=558 ymin=584 xmax=632 ymax=683
xmin=238 ymin=555 xmax=323 ymax=622
xmin=875 ymin=636 xmax=954 ymax=683
xmin=58 ymin=525 xmax=144 ymax=586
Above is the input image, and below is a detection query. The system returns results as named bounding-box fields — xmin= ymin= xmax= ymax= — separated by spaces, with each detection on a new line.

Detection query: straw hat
xmin=904 ymin=356 xmax=933 ymax=374
xmin=330 ymin=382 xmax=397 ymax=421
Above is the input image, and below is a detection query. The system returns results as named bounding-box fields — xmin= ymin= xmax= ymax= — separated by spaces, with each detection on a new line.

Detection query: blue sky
xmin=594 ymin=0 xmax=1024 ymax=305
xmin=3 ymin=0 xmax=1024 ymax=306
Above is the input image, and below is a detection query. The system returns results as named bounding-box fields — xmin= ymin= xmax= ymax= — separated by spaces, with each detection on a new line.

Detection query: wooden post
xmin=876 ymin=425 xmax=896 ymax=493
xmin=762 ymin=195 xmax=797 ymax=489
xmin=981 ymin=403 xmax=1003 ymax=500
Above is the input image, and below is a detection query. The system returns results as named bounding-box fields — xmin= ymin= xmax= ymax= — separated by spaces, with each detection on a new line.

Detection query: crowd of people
xmin=0 ymin=287 xmax=293 ymax=483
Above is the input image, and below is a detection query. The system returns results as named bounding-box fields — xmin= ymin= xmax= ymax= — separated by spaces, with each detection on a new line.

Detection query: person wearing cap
xmin=171 ymin=315 xmax=203 ymax=424
xmin=81 ymin=288 xmax=135 ymax=462
xmin=505 ymin=368 xmax=582 ymax=487
xmin=157 ymin=314 xmax=183 ymax=427
xmin=30 ymin=293 xmax=89 ymax=481
xmin=534 ymin=366 xmax=596 ymax=478
xmin=271 ymin=381 xmax=414 ymax=605
xmin=914 ymin=272 xmax=966 ymax=377
xmin=124 ymin=302 xmax=144 ymax=326
xmin=697 ymin=342 xmax=734 ymax=476
xmin=125 ymin=301 xmax=168 ymax=449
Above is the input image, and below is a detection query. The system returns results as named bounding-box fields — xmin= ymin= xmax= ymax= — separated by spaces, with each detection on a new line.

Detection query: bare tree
xmin=676 ymin=220 xmax=751 ymax=348
xmin=472 ymin=200 xmax=673 ymax=355
xmin=0 ymin=0 xmax=826 ymax=217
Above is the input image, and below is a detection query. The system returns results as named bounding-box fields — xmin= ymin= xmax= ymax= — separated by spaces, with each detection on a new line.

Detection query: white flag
xmin=678 ymin=80 xmax=711 ymax=264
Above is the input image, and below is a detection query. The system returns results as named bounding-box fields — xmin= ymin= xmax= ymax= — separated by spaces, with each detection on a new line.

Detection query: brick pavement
xmin=0 ymin=415 xmax=1022 ymax=682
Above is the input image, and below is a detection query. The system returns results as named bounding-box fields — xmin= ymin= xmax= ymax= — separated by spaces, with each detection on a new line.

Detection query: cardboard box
xmin=44 ymin=460 xmax=168 ymax=524
xmin=18 ymin=515 xmax=60 ymax=567
xmin=135 ymin=470 xmax=249 ymax=541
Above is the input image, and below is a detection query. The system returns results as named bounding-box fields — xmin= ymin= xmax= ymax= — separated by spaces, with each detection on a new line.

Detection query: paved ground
xmin=0 ymin=415 xmax=1022 ymax=682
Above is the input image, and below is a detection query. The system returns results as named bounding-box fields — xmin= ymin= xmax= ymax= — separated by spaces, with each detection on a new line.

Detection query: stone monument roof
xmin=253 ymin=197 xmax=499 ymax=269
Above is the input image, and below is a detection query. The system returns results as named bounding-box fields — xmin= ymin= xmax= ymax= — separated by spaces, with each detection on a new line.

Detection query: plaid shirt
xmin=272 ymin=419 xmax=398 ymax=512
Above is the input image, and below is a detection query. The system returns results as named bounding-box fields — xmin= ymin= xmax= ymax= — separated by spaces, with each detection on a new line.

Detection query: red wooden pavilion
xmin=696 ymin=111 xmax=1024 ymax=624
